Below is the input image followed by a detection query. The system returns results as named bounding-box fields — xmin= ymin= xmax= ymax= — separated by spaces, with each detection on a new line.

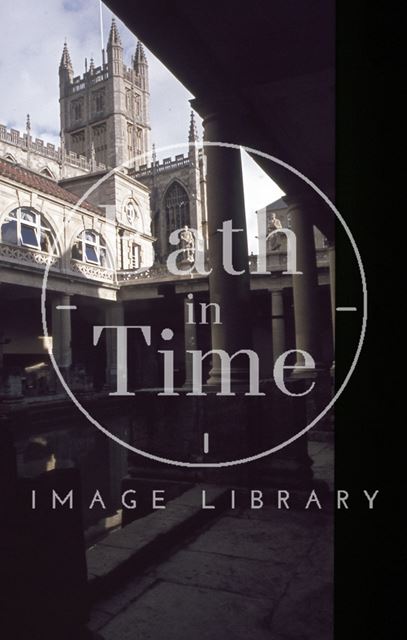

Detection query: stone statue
xmin=267 ymin=212 xmax=283 ymax=251
xmin=180 ymin=225 xmax=195 ymax=263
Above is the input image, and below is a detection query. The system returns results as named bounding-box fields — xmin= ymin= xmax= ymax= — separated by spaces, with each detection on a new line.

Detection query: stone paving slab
xmin=230 ymin=504 xmax=334 ymax=524
xmin=99 ymin=581 xmax=275 ymax=640
xmin=95 ymin=575 xmax=158 ymax=617
xmin=87 ymin=545 xmax=136 ymax=579
xmin=268 ymin=572 xmax=333 ymax=639
xmin=86 ymin=484 xmax=229 ymax=600
xmin=151 ymin=548 xmax=293 ymax=602
xmin=187 ymin=513 xmax=320 ymax=562
xmin=88 ymin=609 xmax=113 ymax=633
xmin=91 ymin=506 xmax=333 ymax=640
xmin=96 ymin=504 xmax=198 ymax=552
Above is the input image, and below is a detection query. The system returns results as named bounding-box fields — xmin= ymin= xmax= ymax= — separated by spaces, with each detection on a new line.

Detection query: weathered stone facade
xmin=59 ymin=19 xmax=150 ymax=171
xmin=0 ymin=19 xmax=208 ymax=269
xmin=0 ymin=18 xmax=210 ymax=396
xmin=133 ymin=125 xmax=208 ymax=261
xmin=0 ymin=121 xmax=104 ymax=180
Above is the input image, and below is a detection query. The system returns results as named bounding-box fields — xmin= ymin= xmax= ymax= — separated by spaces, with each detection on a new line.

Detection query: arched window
xmin=164 ymin=182 xmax=190 ymax=235
xmin=1 ymin=207 xmax=57 ymax=253
xmin=72 ymin=230 xmax=108 ymax=267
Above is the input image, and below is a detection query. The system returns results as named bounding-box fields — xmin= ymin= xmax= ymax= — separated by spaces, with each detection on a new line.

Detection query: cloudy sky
xmin=0 ymin=0 xmax=283 ymax=252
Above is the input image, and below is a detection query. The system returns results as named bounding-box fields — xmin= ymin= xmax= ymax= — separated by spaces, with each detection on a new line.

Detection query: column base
xmin=206 ymin=366 xmax=251 ymax=391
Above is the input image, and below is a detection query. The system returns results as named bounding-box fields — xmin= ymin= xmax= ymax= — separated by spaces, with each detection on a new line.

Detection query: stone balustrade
xmin=0 ymin=242 xmax=60 ymax=269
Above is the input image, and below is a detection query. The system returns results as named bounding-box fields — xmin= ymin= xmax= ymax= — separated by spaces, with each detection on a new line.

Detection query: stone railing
xmin=70 ymin=259 xmax=116 ymax=283
xmin=0 ymin=124 xmax=105 ymax=172
xmin=70 ymin=65 xmax=109 ymax=93
xmin=123 ymin=67 xmax=144 ymax=87
xmin=0 ymin=242 xmax=60 ymax=269
xmin=135 ymin=154 xmax=190 ymax=178
xmin=117 ymin=265 xmax=180 ymax=283
xmin=117 ymin=248 xmax=329 ymax=284
xmin=252 ymin=248 xmax=329 ymax=272
xmin=0 ymin=125 xmax=61 ymax=161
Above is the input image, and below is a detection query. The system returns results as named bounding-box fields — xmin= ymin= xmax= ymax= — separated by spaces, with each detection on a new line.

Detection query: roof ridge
xmin=0 ymin=158 xmax=101 ymax=215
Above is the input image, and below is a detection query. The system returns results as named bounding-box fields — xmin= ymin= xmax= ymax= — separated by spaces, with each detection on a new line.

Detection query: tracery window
xmin=72 ymin=99 xmax=83 ymax=122
xmin=164 ymin=182 xmax=190 ymax=235
xmin=126 ymin=88 xmax=132 ymax=112
xmin=135 ymin=94 xmax=141 ymax=116
xmin=1 ymin=207 xmax=56 ymax=253
xmin=72 ymin=230 xmax=107 ymax=266
xmin=136 ymin=127 xmax=142 ymax=154
xmin=71 ymin=130 xmax=85 ymax=156
xmin=92 ymin=89 xmax=105 ymax=114
xmin=92 ymin=123 xmax=107 ymax=164
xmin=127 ymin=122 xmax=134 ymax=156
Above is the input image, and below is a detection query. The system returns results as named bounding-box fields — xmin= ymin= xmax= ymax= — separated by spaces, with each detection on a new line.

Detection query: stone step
xmin=86 ymin=484 xmax=230 ymax=603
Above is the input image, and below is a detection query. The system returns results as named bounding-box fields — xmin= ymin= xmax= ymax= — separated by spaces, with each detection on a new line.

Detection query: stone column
xmin=271 ymin=289 xmax=286 ymax=363
xmin=183 ymin=293 xmax=197 ymax=388
xmin=52 ymin=294 xmax=72 ymax=380
xmin=287 ymin=198 xmax=322 ymax=373
xmin=202 ymin=107 xmax=252 ymax=387
xmin=105 ymin=302 xmax=124 ymax=390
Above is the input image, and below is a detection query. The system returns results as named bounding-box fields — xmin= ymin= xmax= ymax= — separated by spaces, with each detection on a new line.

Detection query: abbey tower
xmin=59 ymin=18 xmax=150 ymax=170
xmin=0 ymin=17 xmax=207 ymax=267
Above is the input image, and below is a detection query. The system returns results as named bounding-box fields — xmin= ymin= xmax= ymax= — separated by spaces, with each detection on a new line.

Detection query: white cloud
xmin=0 ymin=0 xmax=195 ymax=147
xmin=0 ymin=0 xmax=281 ymax=254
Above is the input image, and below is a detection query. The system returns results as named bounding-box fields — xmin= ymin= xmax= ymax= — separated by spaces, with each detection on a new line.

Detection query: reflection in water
xmin=15 ymin=417 xmax=130 ymax=534
xmin=19 ymin=436 xmax=58 ymax=476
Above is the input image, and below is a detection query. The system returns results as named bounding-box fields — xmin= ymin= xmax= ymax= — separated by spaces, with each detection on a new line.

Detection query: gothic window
xmin=1 ymin=207 xmax=56 ymax=253
xmin=92 ymin=123 xmax=107 ymax=164
xmin=72 ymin=230 xmax=107 ymax=266
xmin=92 ymin=89 xmax=105 ymax=114
xmin=126 ymin=88 xmax=132 ymax=112
xmin=164 ymin=182 xmax=190 ymax=235
xmin=135 ymin=94 xmax=141 ymax=116
xmin=71 ymin=99 xmax=83 ymax=122
xmin=126 ymin=89 xmax=141 ymax=116
xmin=127 ymin=122 xmax=134 ymax=155
xmin=71 ymin=130 xmax=85 ymax=156
xmin=136 ymin=128 xmax=142 ymax=154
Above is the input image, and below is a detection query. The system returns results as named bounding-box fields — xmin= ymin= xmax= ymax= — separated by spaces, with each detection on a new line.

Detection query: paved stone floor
xmin=90 ymin=506 xmax=333 ymax=640
xmin=89 ymin=441 xmax=334 ymax=639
